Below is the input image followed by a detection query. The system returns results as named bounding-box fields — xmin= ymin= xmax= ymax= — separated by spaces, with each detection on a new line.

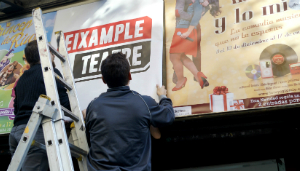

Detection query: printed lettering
xmin=215 ymin=17 xmax=226 ymax=34
xmin=114 ymin=24 xmax=124 ymax=42
xmin=135 ymin=20 xmax=144 ymax=38
xmin=100 ymin=26 xmax=114 ymax=45
xmin=73 ymin=41 xmax=151 ymax=81
xmin=66 ymin=34 xmax=74 ymax=51
xmin=73 ymin=33 xmax=79 ymax=50
xmin=81 ymin=55 xmax=91 ymax=74
xmin=132 ymin=45 xmax=142 ymax=66
xmin=262 ymin=1 xmax=288 ymax=16
xmin=64 ymin=17 xmax=152 ymax=53
xmin=78 ymin=31 xmax=90 ymax=49
xmin=89 ymin=29 xmax=98 ymax=47
xmin=124 ymin=22 xmax=133 ymax=40
xmin=89 ymin=54 xmax=100 ymax=73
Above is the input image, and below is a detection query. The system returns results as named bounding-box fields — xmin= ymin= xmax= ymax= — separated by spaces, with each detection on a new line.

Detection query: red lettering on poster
xmin=64 ymin=16 xmax=152 ymax=53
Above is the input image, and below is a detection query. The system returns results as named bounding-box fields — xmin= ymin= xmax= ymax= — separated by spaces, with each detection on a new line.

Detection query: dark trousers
xmin=9 ymin=124 xmax=49 ymax=171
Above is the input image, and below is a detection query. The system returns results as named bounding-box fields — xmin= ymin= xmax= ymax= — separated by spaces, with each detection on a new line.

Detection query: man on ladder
xmin=9 ymin=40 xmax=71 ymax=171
xmin=8 ymin=8 xmax=89 ymax=171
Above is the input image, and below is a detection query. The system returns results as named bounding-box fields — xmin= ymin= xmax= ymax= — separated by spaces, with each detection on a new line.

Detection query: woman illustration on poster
xmin=170 ymin=0 xmax=221 ymax=91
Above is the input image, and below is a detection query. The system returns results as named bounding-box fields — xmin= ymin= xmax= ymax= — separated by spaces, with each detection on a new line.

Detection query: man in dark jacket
xmin=9 ymin=40 xmax=71 ymax=171
xmin=85 ymin=52 xmax=175 ymax=171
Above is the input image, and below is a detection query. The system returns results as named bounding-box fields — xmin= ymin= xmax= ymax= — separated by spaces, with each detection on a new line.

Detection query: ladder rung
xmin=48 ymin=43 xmax=66 ymax=62
xmin=32 ymin=140 xmax=84 ymax=159
xmin=61 ymin=106 xmax=79 ymax=122
xmin=69 ymin=143 xmax=88 ymax=156
xmin=54 ymin=73 xmax=73 ymax=91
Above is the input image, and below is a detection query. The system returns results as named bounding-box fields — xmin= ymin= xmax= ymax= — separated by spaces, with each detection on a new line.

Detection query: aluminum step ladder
xmin=7 ymin=7 xmax=89 ymax=171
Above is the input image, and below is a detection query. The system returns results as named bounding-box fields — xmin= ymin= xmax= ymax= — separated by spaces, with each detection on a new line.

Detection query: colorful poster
xmin=165 ymin=0 xmax=300 ymax=117
xmin=51 ymin=0 xmax=164 ymax=110
xmin=0 ymin=12 xmax=57 ymax=134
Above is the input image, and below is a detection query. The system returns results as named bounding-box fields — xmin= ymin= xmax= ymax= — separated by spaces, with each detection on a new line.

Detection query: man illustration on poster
xmin=170 ymin=0 xmax=221 ymax=91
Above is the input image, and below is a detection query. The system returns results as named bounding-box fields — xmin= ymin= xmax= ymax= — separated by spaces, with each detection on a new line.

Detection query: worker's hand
xmin=156 ymin=85 xmax=167 ymax=97
xmin=82 ymin=109 xmax=87 ymax=120
xmin=150 ymin=125 xmax=161 ymax=139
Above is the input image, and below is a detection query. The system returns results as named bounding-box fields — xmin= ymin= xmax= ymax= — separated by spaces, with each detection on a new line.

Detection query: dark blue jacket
xmin=85 ymin=86 xmax=175 ymax=171
xmin=13 ymin=64 xmax=70 ymax=126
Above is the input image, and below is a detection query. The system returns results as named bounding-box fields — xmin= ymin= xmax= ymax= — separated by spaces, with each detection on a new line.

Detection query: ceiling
xmin=0 ymin=0 xmax=82 ymax=21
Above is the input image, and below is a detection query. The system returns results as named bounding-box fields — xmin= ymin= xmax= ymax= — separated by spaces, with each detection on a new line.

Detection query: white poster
xmin=51 ymin=0 xmax=164 ymax=109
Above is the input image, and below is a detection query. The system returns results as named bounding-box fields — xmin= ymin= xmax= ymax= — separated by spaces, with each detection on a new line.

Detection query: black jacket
xmin=13 ymin=64 xmax=70 ymax=126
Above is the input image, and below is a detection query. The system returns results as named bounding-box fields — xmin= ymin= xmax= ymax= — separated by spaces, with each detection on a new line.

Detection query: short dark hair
xmin=101 ymin=52 xmax=130 ymax=88
xmin=25 ymin=40 xmax=40 ymax=66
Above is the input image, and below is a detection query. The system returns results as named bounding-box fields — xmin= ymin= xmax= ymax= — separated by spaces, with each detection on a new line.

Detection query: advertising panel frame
xmin=164 ymin=0 xmax=300 ymax=119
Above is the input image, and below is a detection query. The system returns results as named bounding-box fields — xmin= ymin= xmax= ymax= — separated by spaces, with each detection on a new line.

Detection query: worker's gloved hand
xmin=156 ymin=85 xmax=167 ymax=97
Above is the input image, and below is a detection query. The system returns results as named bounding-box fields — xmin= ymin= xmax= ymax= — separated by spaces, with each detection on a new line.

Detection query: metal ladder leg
xmin=7 ymin=112 xmax=43 ymax=171
xmin=55 ymin=31 xmax=89 ymax=171
xmin=32 ymin=8 xmax=74 ymax=171
xmin=8 ymin=7 xmax=89 ymax=171
xmin=7 ymin=96 xmax=63 ymax=171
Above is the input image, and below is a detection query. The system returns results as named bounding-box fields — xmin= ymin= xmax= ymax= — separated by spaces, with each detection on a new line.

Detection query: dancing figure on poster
xmin=170 ymin=0 xmax=221 ymax=91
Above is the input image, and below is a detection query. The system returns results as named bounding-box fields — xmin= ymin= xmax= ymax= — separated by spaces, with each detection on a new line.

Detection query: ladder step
xmin=69 ymin=143 xmax=88 ymax=157
xmin=61 ymin=106 xmax=79 ymax=122
xmin=54 ymin=73 xmax=73 ymax=91
xmin=32 ymin=140 xmax=86 ymax=159
xmin=48 ymin=43 xmax=66 ymax=62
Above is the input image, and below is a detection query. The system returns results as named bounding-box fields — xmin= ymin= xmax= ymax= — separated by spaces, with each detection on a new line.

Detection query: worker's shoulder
xmin=87 ymin=92 xmax=107 ymax=105
xmin=88 ymin=95 xmax=101 ymax=105
xmin=18 ymin=65 xmax=42 ymax=81
xmin=131 ymin=91 xmax=157 ymax=106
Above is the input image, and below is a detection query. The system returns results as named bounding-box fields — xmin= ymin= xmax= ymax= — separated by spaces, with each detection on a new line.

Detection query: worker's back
xmin=13 ymin=64 xmax=70 ymax=126
xmin=85 ymin=86 xmax=174 ymax=171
